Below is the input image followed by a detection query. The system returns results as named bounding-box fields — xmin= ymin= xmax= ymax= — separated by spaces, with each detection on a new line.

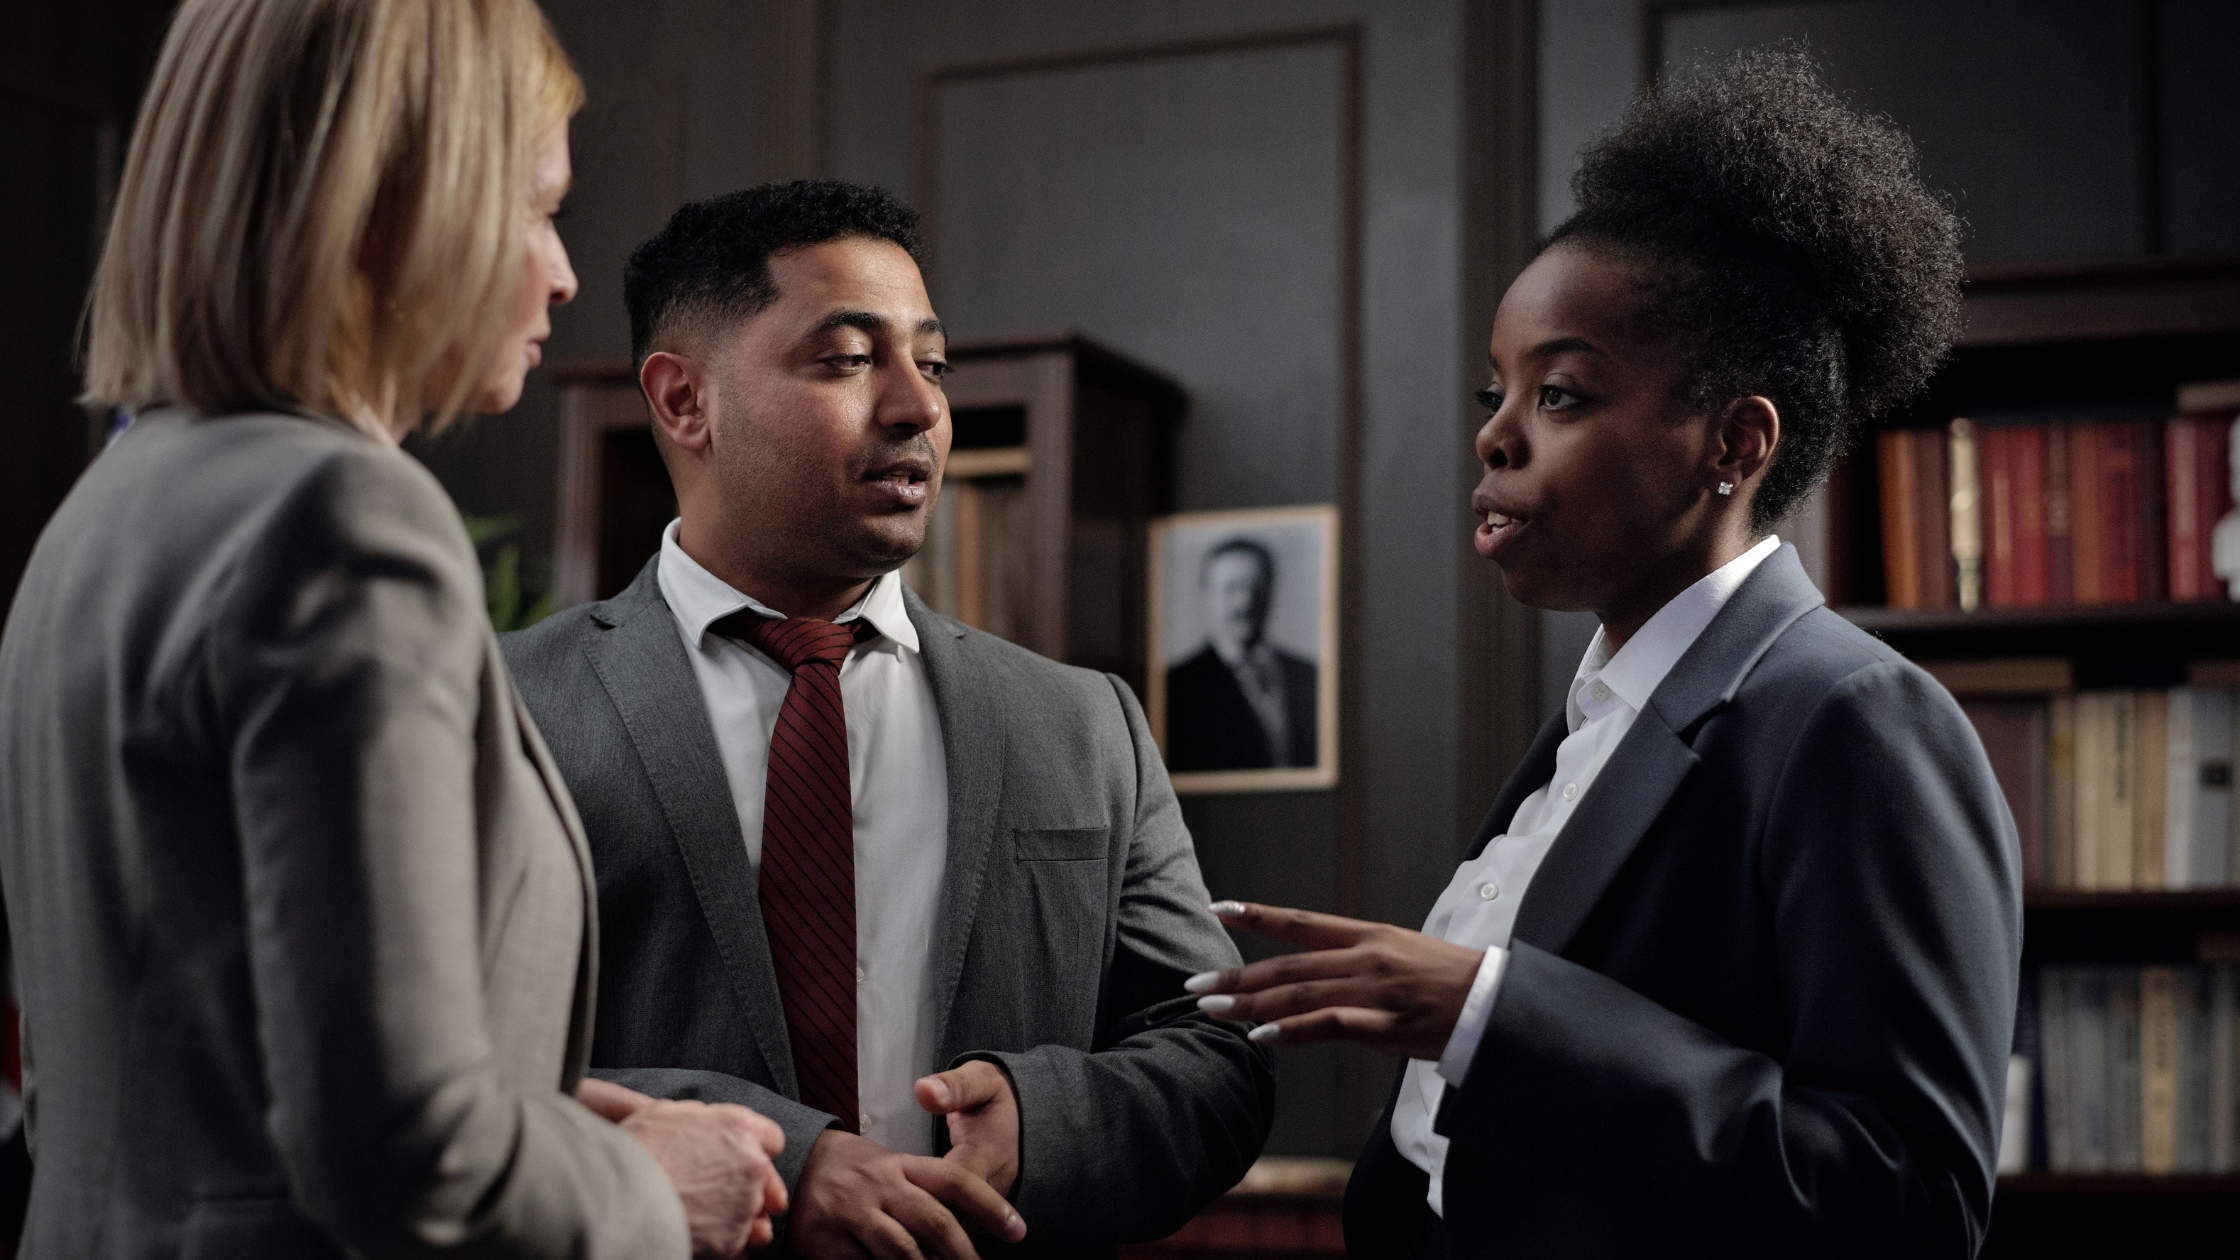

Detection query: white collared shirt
xmin=656 ymin=519 xmax=949 ymax=1154
xmin=1392 ymin=535 xmax=1782 ymax=1216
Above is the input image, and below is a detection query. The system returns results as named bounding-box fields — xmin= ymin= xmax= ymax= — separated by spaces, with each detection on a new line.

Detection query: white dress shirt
xmin=1393 ymin=534 xmax=1781 ymax=1217
xmin=656 ymin=519 xmax=949 ymax=1154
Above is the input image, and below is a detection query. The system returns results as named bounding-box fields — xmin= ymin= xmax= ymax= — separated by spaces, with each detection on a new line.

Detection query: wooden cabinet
xmin=552 ymin=335 xmax=1183 ymax=693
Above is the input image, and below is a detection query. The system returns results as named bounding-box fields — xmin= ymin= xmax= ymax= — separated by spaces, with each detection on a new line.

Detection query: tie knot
xmin=739 ymin=615 xmax=859 ymax=671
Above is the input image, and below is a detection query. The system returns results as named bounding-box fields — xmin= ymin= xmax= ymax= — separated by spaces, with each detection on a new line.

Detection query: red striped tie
xmin=740 ymin=615 xmax=861 ymax=1131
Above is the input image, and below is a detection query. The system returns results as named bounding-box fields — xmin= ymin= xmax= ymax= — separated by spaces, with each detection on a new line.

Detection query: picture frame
xmin=1147 ymin=504 xmax=1339 ymax=794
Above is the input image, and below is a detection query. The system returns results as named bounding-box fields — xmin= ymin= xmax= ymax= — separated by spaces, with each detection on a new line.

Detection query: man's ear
xmin=1715 ymin=395 xmax=1780 ymax=493
xmin=640 ymin=350 xmax=713 ymax=456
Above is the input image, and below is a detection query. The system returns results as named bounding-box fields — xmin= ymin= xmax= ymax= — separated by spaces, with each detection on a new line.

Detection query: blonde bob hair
xmin=82 ymin=0 xmax=583 ymax=436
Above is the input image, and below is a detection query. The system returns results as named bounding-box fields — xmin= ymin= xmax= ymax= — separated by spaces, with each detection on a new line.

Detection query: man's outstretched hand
xmin=791 ymin=1128 xmax=1026 ymax=1260
xmin=1188 ymin=900 xmax=1484 ymax=1061
xmin=915 ymin=1060 xmax=1020 ymax=1198
xmin=577 ymin=1077 xmax=788 ymax=1257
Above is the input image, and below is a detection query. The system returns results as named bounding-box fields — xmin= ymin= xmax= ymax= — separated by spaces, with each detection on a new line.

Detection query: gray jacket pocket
xmin=1012 ymin=826 xmax=1110 ymax=861
xmin=182 ymin=1196 xmax=341 ymax=1260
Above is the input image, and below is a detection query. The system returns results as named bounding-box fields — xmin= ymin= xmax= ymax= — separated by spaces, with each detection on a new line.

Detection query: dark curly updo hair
xmin=625 ymin=179 xmax=923 ymax=369
xmin=1547 ymin=44 xmax=1964 ymax=528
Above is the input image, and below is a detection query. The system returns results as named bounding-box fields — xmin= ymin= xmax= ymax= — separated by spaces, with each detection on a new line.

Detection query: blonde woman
xmin=0 ymin=2 xmax=784 ymax=1256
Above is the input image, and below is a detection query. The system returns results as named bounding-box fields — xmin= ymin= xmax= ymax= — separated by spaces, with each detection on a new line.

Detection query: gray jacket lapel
xmin=580 ymin=560 xmax=798 ymax=1096
xmin=1509 ymin=544 xmax=1825 ymax=956
xmin=904 ymin=586 xmax=1007 ymax=1057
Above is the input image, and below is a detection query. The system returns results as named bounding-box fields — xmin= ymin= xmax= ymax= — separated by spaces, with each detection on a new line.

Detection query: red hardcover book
xmin=2044 ymin=424 xmax=2075 ymax=604
xmin=2012 ymin=426 xmax=2050 ymax=605
xmin=2070 ymin=425 xmax=2104 ymax=604
xmin=1916 ymin=424 xmax=1954 ymax=608
xmin=2168 ymin=415 xmax=2234 ymax=601
xmin=2096 ymin=421 xmax=2150 ymax=596
xmin=1983 ymin=427 xmax=2017 ymax=606
xmin=2133 ymin=419 xmax=2167 ymax=603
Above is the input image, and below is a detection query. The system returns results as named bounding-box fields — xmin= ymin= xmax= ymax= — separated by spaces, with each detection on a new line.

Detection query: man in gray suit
xmin=503 ymin=181 xmax=1273 ymax=1258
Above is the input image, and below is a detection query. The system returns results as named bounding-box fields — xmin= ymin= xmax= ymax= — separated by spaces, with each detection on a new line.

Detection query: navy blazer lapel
xmin=904 ymin=587 xmax=1006 ymax=1057
xmin=1508 ymin=545 xmax=1825 ymax=956
xmin=579 ymin=559 xmax=799 ymax=1097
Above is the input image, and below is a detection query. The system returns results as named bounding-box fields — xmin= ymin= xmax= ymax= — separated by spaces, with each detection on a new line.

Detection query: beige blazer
xmin=0 ymin=410 xmax=686 ymax=1259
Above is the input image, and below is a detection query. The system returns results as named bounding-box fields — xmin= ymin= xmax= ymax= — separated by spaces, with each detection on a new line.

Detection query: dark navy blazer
xmin=1344 ymin=544 xmax=2022 ymax=1259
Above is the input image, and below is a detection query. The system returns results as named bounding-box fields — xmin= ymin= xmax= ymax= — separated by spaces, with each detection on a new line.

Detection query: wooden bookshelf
xmin=1814 ymin=260 xmax=2240 ymax=1257
xmin=551 ymin=335 xmax=1184 ymax=694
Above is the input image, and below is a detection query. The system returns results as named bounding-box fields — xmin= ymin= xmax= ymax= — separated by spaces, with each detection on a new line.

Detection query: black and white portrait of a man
xmin=1150 ymin=506 xmax=1336 ymax=791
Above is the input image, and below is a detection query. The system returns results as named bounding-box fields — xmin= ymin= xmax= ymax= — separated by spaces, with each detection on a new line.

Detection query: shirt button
xmin=1561 ymin=782 xmax=1579 ymax=801
xmin=1590 ymin=680 xmax=1610 ymax=702
xmin=856 ymin=966 xmax=866 ymax=982
xmin=1478 ymin=881 xmax=1501 ymax=901
xmin=859 ymin=1112 xmax=871 ymax=1130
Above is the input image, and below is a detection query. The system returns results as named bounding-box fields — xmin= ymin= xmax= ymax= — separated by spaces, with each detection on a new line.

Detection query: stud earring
xmin=1716 ymin=481 xmax=1734 ymax=496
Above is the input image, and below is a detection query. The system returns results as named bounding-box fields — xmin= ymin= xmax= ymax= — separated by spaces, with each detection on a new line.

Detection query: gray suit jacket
xmin=501 ymin=558 xmax=1275 ymax=1253
xmin=1344 ymin=544 xmax=2022 ymax=1258
xmin=0 ymin=412 xmax=686 ymax=1259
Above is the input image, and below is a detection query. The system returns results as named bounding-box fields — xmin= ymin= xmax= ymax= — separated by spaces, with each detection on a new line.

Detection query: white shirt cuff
xmin=1436 ymin=945 xmax=1508 ymax=1086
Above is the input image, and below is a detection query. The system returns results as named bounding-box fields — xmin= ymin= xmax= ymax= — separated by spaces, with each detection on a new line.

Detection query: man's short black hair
xmin=624 ymin=179 xmax=924 ymax=368
xmin=1546 ymin=44 xmax=1965 ymax=528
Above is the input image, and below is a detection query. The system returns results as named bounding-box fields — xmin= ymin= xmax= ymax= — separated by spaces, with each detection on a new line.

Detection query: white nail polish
xmin=1183 ymin=971 xmax=1220 ymax=993
xmin=1247 ymin=1023 xmax=1281 ymax=1043
xmin=1197 ymin=994 xmax=1236 ymax=1013
xmin=1210 ymin=900 xmax=1246 ymax=916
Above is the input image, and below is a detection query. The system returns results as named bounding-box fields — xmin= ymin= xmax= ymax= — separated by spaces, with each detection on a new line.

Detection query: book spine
xmin=2137 ymin=689 xmax=2168 ymax=889
xmin=2045 ymin=425 xmax=2076 ymax=605
xmin=2013 ymin=426 xmax=2050 ymax=605
xmin=1878 ymin=429 xmax=1922 ymax=608
xmin=2105 ymin=691 xmax=2138 ymax=890
xmin=2213 ymin=967 xmax=2236 ymax=1171
xmin=2072 ymin=967 xmax=2110 ymax=1171
xmin=2072 ymin=425 xmax=2104 ymax=604
xmin=2051 ymin=693 xmax=2078 ymax=889
xmin=1951 ymin=419 xmax=1983 ymax=612
xmin=2100 ymin=424 xmax=2141 ymax=603
xmin=2172 ymin=418 xmax=2207 ymax=601
xmin=2109 ymin=967 xmax=2143 ymax=1172
xmin=2074 ymin=693 xmax=2102 ymax=890
xmin=2180 ymin=967 xmax=2214 ymax=1171
xmin=2041 ymin=967 xmax=2075 ymax=1170
xmin=2142 ymin=965 xmax=2178 ymax=1173
xmin=2168 ymin=689 xmax=2197 ymax=890
xmin=2200 ymin=689 xmax=2237 ymax=888
xmin=1985 ymin=426 xmax=2017 ymax=607
xmin=1918 ymin=425 xmax=1955 ymax=608
xmin=2137 ymin=419 xmax=2168 ymax=603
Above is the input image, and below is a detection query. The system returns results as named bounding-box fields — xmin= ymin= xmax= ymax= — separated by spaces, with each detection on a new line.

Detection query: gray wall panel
xmin=930 ymin=46 xmax=1345 ymax=511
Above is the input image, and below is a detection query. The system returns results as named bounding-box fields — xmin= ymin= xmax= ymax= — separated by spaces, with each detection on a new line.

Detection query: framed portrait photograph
xmin=1148 ymin=505 xmax=1338 ymax=794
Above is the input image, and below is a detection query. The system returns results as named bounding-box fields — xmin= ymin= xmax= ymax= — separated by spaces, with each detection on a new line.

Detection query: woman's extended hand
xmin=1190 ymin=901 xmax=1485 ymax=1061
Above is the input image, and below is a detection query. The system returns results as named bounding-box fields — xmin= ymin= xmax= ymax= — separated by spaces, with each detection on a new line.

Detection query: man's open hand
xmin=791 ymin=1129 xmax=1026 ymax=1260
xmin=578 ymin=1079 xmax=787 ymax=1257
xmin=915 ymin=1060 xmax=1020 ymax=1197
xmin=1188 ymin=900 xmax=1484 ymax=1061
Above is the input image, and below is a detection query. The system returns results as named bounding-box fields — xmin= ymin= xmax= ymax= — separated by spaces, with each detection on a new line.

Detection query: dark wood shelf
xmin=1999 ymin=1173 xmax=2240 ymax=1196
xmin=1833 ymin=601 xmax=2240 ymax=688
xmin=1839 ymin=601 xmax=2240 ymax=634
xmin=2026 ymin=890 xmax=2240 ymax=911
xmin=1960 ymin=256 xmax=2240 ymax=347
